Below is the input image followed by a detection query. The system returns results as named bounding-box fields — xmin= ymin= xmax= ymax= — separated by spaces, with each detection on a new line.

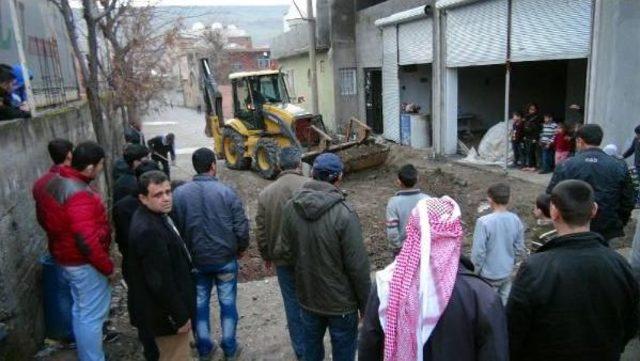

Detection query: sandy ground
xmin=41 ymin=105 xmax=639 ymax=360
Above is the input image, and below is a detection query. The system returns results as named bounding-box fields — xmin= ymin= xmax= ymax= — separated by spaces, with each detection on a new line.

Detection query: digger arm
xmin=201 ymin=59 xmax=225 ymax=157
xmin=201 ymin=58 xmax=224 ymax=131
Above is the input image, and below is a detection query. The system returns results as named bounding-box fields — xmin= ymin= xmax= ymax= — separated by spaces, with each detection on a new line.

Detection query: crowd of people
xmin=30 ymin=120 xmax=640 ymax=361
xmin=510 ymin=103 xmax=584 ymax=174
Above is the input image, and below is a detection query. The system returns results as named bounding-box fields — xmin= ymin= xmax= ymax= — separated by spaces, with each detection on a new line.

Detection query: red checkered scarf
xmin=377 ymin=196 xmax=462 ymax=361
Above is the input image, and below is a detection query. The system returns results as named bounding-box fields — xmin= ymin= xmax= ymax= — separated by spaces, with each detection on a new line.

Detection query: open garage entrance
xmin=456 ymin=59 xmax=587 ymax=150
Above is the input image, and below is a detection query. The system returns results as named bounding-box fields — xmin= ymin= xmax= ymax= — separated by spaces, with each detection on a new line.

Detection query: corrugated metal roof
xmin=374 ymin=5 xmax=428 ymax=27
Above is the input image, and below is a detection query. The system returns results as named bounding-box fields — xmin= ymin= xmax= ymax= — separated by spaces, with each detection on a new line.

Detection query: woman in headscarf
xmin=358 ymin=196 xmax=508 ymax=361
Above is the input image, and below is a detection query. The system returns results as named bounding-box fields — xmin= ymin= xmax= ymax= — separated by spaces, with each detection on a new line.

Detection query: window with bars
xmin=339 ymin=68 xmax=357 ymax=96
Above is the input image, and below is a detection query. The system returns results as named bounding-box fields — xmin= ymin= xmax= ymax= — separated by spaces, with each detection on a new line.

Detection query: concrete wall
xmin=0 ymin=102 xmax=120 ymax=359
xmin=587 ymin=0 xmax=640 ymax=151
xmin=564 ymin=59 xmax=588 ymax=121
xmin=457 ymin=65 xmax=505 ymax=130
xmin=329 ymin=0 xmax=359 ymax=131
xmin=277 ymin=52 xmax=337 ymax=131
xmin=354 ymin=0 xmax=426 ymax=121
xmin=399 ymin=64 xmax=432 ymax=115
xmin=510 ymin=60 xmax=568 ymax=122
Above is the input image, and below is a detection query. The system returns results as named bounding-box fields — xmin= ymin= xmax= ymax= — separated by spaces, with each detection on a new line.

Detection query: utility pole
xmin=504 ymin=0 xmax=513 ymax=171
xmin=307 ymin=0 xmax=319 ymax=114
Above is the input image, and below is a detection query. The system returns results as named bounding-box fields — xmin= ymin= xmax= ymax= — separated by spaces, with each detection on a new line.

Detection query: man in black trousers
xmin=127 ymin=171 xmax=195 ymax=360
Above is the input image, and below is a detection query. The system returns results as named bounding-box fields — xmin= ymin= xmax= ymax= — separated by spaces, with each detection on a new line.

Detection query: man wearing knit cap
xmin=280 ymin=153 xmax=371 ymax=361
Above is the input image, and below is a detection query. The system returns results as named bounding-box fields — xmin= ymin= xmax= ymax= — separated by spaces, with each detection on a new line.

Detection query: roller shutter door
xmin=382 ymin=26 xmax=400 ymax=142
xmin=445 ymin=0 xmax=508 ymax=67
xmin=398 ymin=18 xmax=433 ymax=65
xmin=511 ymin=0 xmax=593 ymax=62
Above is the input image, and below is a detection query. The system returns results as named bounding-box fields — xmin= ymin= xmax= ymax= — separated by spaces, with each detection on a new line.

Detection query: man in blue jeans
xmin=255 ymin=147 xmax=309 ymax=359
xmin=172 ymin=148 xmax=249 ymax=361
xmin=41 ymin=142 xmax=113 ymax=361
xmin=280 ymin=153 xmax=371 ymax=361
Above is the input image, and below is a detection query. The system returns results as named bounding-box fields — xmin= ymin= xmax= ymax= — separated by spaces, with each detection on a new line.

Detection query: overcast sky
xmin=70 ymin=0 xmax=291 ymax=6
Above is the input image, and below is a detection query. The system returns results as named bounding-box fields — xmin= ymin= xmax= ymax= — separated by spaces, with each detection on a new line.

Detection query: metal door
xmin=365 ymin=69 xmax=383 ymax=134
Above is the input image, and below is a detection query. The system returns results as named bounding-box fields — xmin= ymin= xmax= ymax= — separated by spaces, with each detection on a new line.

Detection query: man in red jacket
xmin=32 ymin=138 xmax=73 ymax=237
xmin=42 ymin=141 xmax=113 ymax=361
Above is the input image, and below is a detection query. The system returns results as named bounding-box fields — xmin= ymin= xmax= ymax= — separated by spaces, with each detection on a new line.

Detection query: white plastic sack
xmin=461 ymin=120 xmax=513 ymax=166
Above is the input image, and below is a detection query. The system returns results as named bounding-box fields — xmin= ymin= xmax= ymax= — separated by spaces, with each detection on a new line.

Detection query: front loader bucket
xmin=301 ymin=117 xmax=389 ymax=173
xmin=334 ymin=142 xmax=390 ymax=173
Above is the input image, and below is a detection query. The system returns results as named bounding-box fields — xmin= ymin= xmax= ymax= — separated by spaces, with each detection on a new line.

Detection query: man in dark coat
xmin=255 ymin=147 xmax=309 ymax=359
xmin=112 ymin=160 xmax=159 ymax=360
xmin=112 ymin=144 xmax=149 ymax=203
xmin=128 ymin=170 xmax=196 ymax=361
xmin=623 ymin=124 xmax=640 ymax=171
xmin=508 ymin=180 xmax=639 ymax=361
xmin=113 ymin=160 xmax=159 ymax=278
xmin=125 ymin=120 xmax=145 ymax=146
xmin=358 ymin=258 xmax=508 ymax=361
xmin=280 ymin=153 xmax=371 ymax=361
xmin=148 ymin=133 xmax=176 ymax=178
xmin=547 ymin=124 xmax=635 ymax=243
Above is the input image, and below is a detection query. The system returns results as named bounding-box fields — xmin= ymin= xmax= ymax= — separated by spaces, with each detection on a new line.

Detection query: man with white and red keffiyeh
xmin=359 ymin=196 xmax=508 ymax=361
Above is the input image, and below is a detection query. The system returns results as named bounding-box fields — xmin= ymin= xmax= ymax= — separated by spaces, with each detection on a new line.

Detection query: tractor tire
xmin=222 ymin=127 xmax=251 ymax=170
xmin=253 ymin=138 xmax=281 ymax=180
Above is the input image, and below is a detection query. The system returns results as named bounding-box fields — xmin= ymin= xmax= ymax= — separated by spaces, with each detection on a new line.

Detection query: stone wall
xmin=0 ymin=102 xmax=120 ymax=359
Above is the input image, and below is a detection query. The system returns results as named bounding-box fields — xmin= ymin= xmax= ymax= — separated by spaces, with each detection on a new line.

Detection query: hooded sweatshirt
xmin=280 ymin=179 xmax=371 ymax=315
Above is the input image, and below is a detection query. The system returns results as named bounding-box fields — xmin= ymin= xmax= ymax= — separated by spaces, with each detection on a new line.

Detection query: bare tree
xmin=49 ymin=0 xmax=117 ymax=193
xmin=97 ymin=1 xmax=180 ymax=127
xmin=201 ymin=28 xmax=228 ymax=83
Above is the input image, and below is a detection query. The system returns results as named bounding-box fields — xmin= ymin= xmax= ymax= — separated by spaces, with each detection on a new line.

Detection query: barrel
xmin=40 ymin=254 xmax=74 ymax=341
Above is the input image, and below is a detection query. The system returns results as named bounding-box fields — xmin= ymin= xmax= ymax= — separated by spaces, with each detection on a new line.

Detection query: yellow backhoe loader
xmin=201 ymin=58 xmax=388 ymax=179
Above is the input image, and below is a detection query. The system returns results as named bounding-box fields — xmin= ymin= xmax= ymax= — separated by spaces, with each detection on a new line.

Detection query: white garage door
xmin=511 ymin=0 xmax=593 ymax=62
xmin=382 ymin=26 xmax=400 ymax=142
xmin=398 ymin=18 xmax=433 ymax=65
xmin=445 ymin=0 xmax=508 ymax=67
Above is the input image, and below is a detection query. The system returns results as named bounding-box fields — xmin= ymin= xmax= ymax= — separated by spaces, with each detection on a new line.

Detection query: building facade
xmin=273 ymin=0 xmax=639 ymax=156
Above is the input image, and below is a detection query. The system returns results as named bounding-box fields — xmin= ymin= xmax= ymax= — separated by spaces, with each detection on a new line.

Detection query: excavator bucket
xmin=301 ymin=117 xmax=389 ymax=173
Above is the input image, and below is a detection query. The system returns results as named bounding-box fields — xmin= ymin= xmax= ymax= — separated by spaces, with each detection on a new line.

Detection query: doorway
xmin=365 ymin=68 xmax=383 ymax=134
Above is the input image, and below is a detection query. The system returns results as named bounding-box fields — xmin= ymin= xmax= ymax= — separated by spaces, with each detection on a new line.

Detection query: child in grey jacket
xmin=471 ymin=183 xmax=526 ymax=305
xmin=386 ymin=164 xmax=429 ymax=255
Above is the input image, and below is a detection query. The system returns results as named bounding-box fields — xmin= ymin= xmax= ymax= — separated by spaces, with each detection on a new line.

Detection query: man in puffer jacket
xmin=172 ymin=148 xmax=249 ymax=361
xmin=281 ymin=153 xmax=371 ymax=361
xmin=41 ymin=141 xmax=113 ymax=361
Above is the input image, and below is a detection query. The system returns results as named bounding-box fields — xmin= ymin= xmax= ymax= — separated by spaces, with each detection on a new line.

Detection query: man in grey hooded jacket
xmin=281 ymin=153 xmax=371 ymax=361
